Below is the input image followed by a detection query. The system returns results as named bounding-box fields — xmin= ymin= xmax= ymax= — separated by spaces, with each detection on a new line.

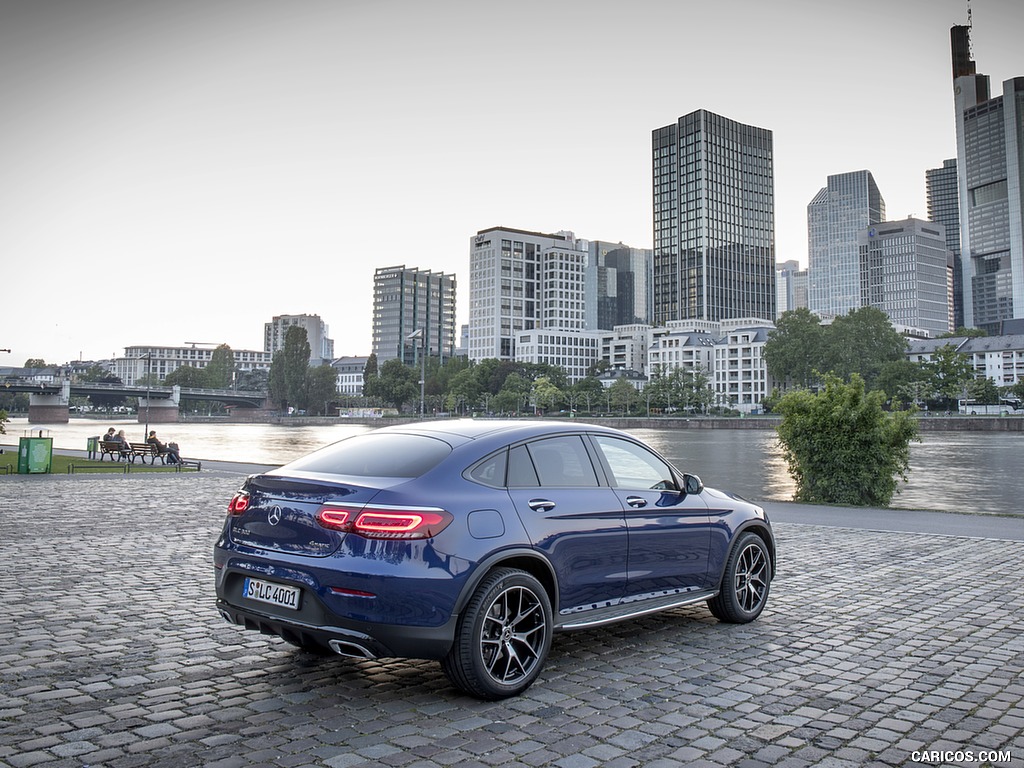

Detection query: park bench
xmin=128 ymin=442 xmax=167 ymax=464
xmin=99 ymin=440 xmax=130 ymax=461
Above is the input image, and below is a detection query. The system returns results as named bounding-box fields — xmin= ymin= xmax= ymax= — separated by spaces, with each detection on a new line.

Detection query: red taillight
xmin=228 ymin=491 xmax=250 ymax=515
xmin=316 ymin=506 xmax=452 ymax=539
xmin=316 ymin=507 xmax=353 ymax=530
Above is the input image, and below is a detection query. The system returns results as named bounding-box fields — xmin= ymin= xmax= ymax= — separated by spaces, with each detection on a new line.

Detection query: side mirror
xmin=683 ymin=474 xmax=704 ymax=495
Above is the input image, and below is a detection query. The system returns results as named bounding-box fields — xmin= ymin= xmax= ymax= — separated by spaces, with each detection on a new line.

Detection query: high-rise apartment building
xmin=951 ymin=24 xmax=1024 ymax=333
xmin=926 ymin=158 xmax=963 ymax=329
xmin=651 ymin=109 xmax=776 ymax=325
xmin=468 ymin=227 xmax=586 ymax=362
xmin=859 ymin=218 xmax=952 ymax=337
xmin=807 ymin=170 xmax=886 ymax=318
xmin=584 ymin=241 xmax=652 ymax=330
xmin=264 ymin=314 xmax=334 ymax=366
xmin=372 ymin=265 xmax=457 ymax=365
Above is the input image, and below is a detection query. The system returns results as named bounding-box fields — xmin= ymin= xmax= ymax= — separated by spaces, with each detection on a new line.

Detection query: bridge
xmin=2 ymin=379 xmax=270 ymax=423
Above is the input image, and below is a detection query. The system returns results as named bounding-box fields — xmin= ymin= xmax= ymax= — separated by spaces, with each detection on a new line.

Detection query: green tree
xmin=821 ymin=307 xmax=908 ymax=389
xmin=164 ymin=365 xmax=208 ymax=388
xmin=88 ymin=374 xmax=126 ymax=412
xmin=493 ymin=373 xmax=531 ymax=414
xmin=531 ymin=376 xmax=562 ymax=414
xmin=763 ymin=308 xmax=826 ymax=390
xmin=776 ymin=373 xmax=918 ymax=506
xmin=874 ymin=359 xmax=928 ymax=408
xmin=965 ymin=375 xmax=999 ymax=405
xmin=268 ymin=352 xmax=288 ymax=409
xmin=446 ymin=368 xmax=481 ymax=414
xmin=283 ymin=326 xmax=311 ymax=409
xmin=924 ymin=344 xmax=973 ymax=410
xmin=305 ymin=365 xmax=339 ymax=415
xmin=23 ymin=358 xmax=49 ymax=368
xmin=608 ymin=378 xmax=638 ymax=414
xmin=205 ymin=344 xmax=235 ymax=389
xmin=363 ymin=353 xmax=378 ymax=380
xmin=0 ymin=408 xmax=7 ymax=435
xmin=570 ymin=376 xmax=605 ymax=413
xmin=363 ymin=358 xmax=419 ymax=410
xmin=235 ymin=368 xmax=268 ymax=391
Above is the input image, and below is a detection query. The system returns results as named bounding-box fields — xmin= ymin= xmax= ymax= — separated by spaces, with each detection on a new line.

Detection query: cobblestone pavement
xmin=1 ymin=473 xmax=1022 ymax=768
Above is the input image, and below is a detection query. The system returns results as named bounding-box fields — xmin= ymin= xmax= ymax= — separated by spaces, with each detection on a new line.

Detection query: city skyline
xmin=2 ymin=0 xmax=1021 ymax=365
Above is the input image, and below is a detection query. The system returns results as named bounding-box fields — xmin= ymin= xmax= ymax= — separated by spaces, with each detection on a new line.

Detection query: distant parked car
xmin=214 ymin=420 xmax=775 ymax=699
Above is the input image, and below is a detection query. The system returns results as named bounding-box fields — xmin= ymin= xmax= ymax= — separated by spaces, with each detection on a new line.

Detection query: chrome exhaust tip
xmin=328 ymin=639 xmax=376 ymax=659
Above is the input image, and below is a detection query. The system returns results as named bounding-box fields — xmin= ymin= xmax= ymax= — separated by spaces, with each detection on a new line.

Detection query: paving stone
xmin=1 ymin=475 xmax=1022 ymax=767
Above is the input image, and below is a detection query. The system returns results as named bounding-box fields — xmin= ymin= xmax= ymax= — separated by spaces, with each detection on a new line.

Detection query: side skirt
xmin=555 ymin=589 xmax=718 ymax=631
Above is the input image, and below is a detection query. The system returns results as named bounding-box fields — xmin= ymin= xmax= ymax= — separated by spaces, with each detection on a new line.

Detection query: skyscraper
xmin=651 ymin=109 xmax=775 ymax=325
xmin=584 ymin=240 xmax=652 ymax=330
xmin=371 ymin=265 xmax=457 ymax=365
xmin=807 ymin=170 xmax=886 ymax=318
xmin=926 ymin=158 xmax=963 ymax=329
xmin=951 ymin=24 xmax=1024 ymax=333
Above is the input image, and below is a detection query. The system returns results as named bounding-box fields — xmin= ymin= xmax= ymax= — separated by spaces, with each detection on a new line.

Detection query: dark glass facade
xmin=926 ymin=159 xmax=963 ymax=329
xmin=651 ymin=110 xmax=775 ymax=325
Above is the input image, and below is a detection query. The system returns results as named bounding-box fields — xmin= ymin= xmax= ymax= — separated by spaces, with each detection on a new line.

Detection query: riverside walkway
xmin=0 ymin=460 xmax=1021 ymax=767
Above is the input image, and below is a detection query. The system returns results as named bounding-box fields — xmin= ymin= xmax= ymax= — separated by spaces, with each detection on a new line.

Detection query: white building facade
xmin=264 ymin=314 xmax=334 ymax=367
xmin=115 ymin=344 xmax=272 ymax=386
xmin=469 ymin=227 xmax=587 ymax=362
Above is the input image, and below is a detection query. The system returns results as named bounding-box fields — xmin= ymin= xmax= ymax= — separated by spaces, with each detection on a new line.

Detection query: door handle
xmin=625 ymin=496 xmax=648 ymax=508
xmin=528 ymin=498 xmax=556 ymax=512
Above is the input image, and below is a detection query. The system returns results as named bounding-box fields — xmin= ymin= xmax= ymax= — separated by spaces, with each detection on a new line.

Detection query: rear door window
xmin=526 ymin=436 xmax=599 ymax=487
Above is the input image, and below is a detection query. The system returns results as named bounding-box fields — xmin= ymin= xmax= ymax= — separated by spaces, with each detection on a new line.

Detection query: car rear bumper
xmin=214 ymin=569 xmax=461 ymax=661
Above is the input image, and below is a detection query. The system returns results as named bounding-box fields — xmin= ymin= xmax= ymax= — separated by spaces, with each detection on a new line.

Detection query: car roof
xmin=373 ymin=418 xmax=624 ymax=444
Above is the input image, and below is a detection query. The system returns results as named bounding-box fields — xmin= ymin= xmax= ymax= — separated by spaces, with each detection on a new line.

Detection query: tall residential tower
xmin=651 ymin=109 xmax=775 ymax=325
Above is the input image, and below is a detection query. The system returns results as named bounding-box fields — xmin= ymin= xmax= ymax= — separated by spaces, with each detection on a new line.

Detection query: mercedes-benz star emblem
xmin=268 ymin=506 xmax=283 ymax=526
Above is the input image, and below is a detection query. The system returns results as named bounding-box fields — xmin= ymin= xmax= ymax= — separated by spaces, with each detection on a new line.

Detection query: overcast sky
xmin=2 ymin=0 xmax=1021 ymax=366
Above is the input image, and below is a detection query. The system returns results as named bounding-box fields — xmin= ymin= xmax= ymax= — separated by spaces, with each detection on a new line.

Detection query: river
xmin=3 ymin=417 xmax=1022 ymax=517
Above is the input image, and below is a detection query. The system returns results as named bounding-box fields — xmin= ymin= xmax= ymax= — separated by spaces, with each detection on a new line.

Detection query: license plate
xmin=242 ymin=577 xmax=301 ymax=610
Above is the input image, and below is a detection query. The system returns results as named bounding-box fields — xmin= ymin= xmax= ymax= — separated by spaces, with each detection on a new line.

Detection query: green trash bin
xmin=18 ymin=436 xmax=53 ymax=474
xmin=87 ymin=436 xmax=99 ymax=460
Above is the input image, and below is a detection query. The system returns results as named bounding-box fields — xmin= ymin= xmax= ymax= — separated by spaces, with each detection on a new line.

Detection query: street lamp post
xmin=405 ymin=329 xmax=426 ymax=418
xmin=141 ymin=353 xmax=151 ymax=440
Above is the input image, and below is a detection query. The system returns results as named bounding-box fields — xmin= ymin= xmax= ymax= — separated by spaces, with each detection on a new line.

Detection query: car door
xmin=590 ymin=434 xmax=712 ymax=596
xmin=507 ymin=435 xmax=628 ymax=615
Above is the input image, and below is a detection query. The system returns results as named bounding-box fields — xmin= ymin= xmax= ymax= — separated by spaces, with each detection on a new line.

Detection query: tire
xmin=441 ymin=568 xmax=553 ymax=700
xmin=707 ymin=531 xmax=771 ymax=623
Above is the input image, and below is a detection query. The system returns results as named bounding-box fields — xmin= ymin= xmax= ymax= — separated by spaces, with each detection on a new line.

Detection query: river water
xmin=4 ymin=417 xmax=1022 ymax=517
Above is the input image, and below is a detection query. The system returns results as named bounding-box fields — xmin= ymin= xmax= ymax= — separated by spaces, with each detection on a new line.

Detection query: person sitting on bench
xmin=147 ymin=431 xmax=181 ymax=464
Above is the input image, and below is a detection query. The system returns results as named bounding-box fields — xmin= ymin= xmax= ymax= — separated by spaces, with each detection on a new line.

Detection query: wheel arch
xmin=712 ymin=522 xmax=776 ymax=590
xmin=453 ymin=548 xmax=559 ymax=617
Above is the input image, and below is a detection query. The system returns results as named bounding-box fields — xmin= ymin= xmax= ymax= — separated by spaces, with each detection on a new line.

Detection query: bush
xmin=775 ymin=374 xmax=918 ymax=507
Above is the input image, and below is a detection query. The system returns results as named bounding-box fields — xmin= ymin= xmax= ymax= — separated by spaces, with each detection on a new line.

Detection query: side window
xmin=507 ymin=445 xmax=539 ymax=487
xmin=468 ymin=450 xmax=507 ymax=488
xmin=526 ymin=436 xmax=599 ymax=488
xmin=593 ymin=436 xmax=677 ymax=491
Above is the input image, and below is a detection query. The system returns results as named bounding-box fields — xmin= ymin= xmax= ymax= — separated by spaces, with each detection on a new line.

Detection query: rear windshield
xmin=283 ymin=433 xmax=452 ymax=478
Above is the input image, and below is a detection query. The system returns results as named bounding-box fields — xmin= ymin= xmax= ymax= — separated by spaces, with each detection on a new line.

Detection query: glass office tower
xmin=807 ymin=170 xmax=886 ymax=319
xmin=926 ymin=158 xmax=963 ymax=329
xmin=952 ymin=25 xmax=1024 ymax=333
xmin=651 ymin=109 xmax=775 ymax=325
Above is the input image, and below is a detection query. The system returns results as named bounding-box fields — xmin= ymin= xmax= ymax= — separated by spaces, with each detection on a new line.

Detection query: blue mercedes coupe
xmin=214 ymin=419 xmax=775 ymax=699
